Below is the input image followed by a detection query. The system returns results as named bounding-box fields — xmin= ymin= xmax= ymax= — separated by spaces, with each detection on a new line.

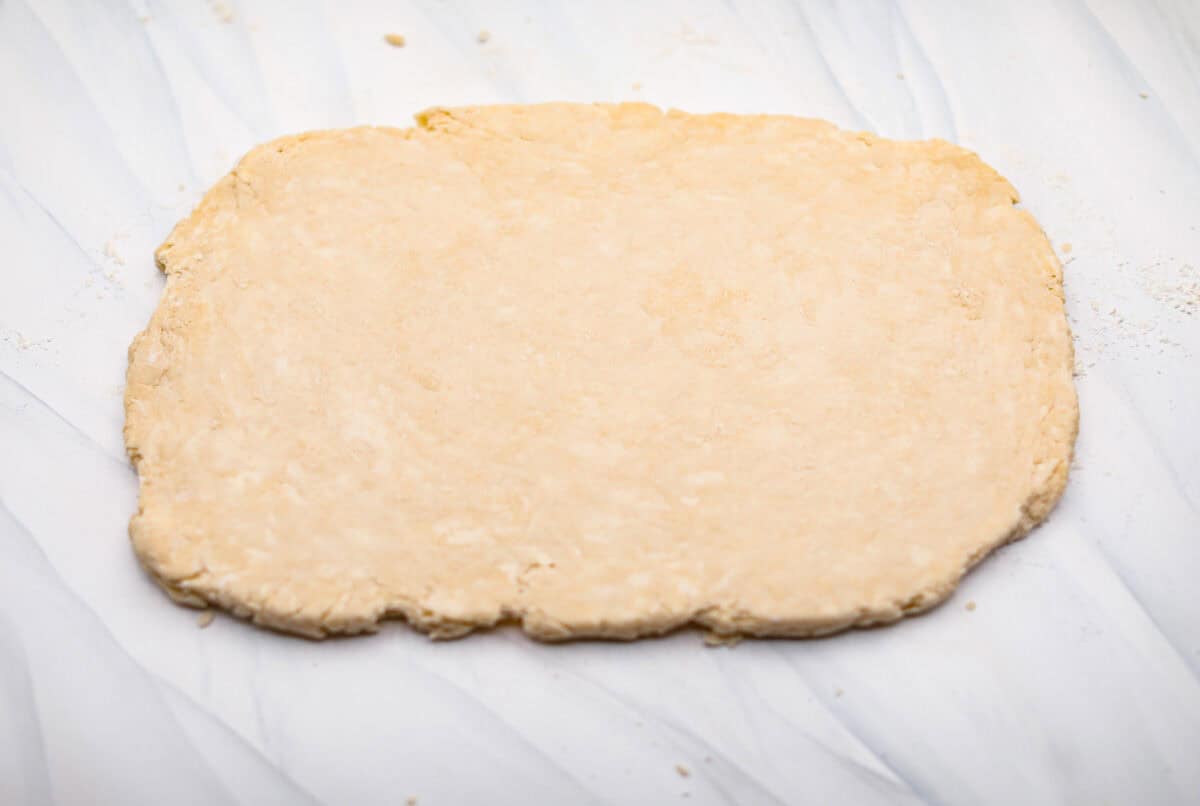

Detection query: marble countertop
xmin=2 ymin=1 xmax=1198 ymax=803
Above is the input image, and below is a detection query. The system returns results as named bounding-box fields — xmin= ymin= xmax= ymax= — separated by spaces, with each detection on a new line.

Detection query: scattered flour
xmin=1 ymin=329 xmax=52 ymax=352
xmin=1145 ymin=261 xmax=1200 ymax=316
xmin=1069 ymin=256 xmax=1194 ymax=376
xmin=103 ymin=238 xmax=125 ymax=265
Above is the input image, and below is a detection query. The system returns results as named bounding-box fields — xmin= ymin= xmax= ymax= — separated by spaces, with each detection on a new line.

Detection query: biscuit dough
xmin=125 ymin=103 xmax=1077 ymax=640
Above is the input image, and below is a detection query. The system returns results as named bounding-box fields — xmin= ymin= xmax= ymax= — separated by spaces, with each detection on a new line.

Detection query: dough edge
xmin=124 ymin=103 xmax=1078 ymax=642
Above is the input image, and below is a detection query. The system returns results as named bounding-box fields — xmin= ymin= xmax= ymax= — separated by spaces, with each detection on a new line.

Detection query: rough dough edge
xmin=124 ymin=102 xmax=1078 ymax=643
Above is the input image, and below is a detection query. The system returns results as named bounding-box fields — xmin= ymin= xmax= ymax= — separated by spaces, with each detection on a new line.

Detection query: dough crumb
xmin=1061 ymin=242 xmax=1073 ymax=255
xmin=703 ymin=631 xmax=742 ymax=647
xmin=675 ymin=764 xmax=690 ymax=778
xmin=632 ymin=81 xmax=643 ymax=91
xmin=477 ymin=30 xmax=491 ymax=43
xmin=965 ymin=600 xmax=977 ymax=612
xmin=384 ymin=33 xmax=406 ymax=47
xmin=1139 ymin=91 xmax=1149 ymax=99
xmin=896 ymin=72 xmax=905 ymax=80
xmin=104 ymin=238 xmax=126 ymax=265
xmin=835 ymin=687 xmax=844 ymax=698
xmin=406 ymin=797 xmax=418 ymax=806
xmin=197 ymin=610 xmax=215 ymax=628
xmin=678 ymin=23 xmax=717 ymax=46
xmin=208 ymin=0 xmax=234 ymax=24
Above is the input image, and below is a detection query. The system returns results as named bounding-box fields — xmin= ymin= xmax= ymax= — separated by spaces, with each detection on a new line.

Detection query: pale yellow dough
xmin=125 ymin=103 xmax=1077 ymax=640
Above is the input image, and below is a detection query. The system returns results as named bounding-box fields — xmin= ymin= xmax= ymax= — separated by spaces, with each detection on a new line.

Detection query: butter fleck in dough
xmin=124 ymin=103 xmax=1077 ymax=641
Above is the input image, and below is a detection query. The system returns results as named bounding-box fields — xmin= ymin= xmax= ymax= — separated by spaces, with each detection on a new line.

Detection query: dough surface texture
xmin=125 ymin=103 xmax=1077 ymax=640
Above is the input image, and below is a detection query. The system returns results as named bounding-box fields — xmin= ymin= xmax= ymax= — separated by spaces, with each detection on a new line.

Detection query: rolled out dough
xmin=124 ymin=103 xmax=1077 ymax=640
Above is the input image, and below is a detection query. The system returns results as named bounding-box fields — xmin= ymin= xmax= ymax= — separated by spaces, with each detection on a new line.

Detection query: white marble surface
xmin=2 ymin=1 xmax=1199 ymax=803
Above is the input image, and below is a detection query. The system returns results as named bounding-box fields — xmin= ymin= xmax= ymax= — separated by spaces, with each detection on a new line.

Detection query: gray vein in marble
xmin=538 ymin=654 xmax=881 ymax=806
xmin=787 ymin=3 xmax=875 ymax=131
xmin=1086 ymin=526 xmax=1200 ymax=680
xmin=1078 ymin=1 xmax=1200 ymax=163
xmin=0 ymin=501 xmax=236 ymax=806
xmin=644 ymin=714 xmax=791 ymax=804
xmin=153 ymin=670 xmax=323 ymax=806
xmin=1092 ymin=0 xmax=1200 ymax=154
xmin=6 ymin=0 xmax=158 ymax=209
xmin=722 ymin=0 xmax=835 ymax=121
xmin=891 ymin=0 xmax=958 ymax=140
xmin=300 ymin=2 xmax=357 ymax=126
xmin=709 ymin=654 xmax=924 ymax=803
xmin=1107 ymin=373 xmax=1200 ymax=518
xmin=0 ymin=369 xmax=126 ymax=467
xmin=0 ymin=500 xmax=309 ymax=806
xmin=413 ymin=0 xmax=529 ymax=102
xmin=144 ymin=0 xmax=276 ymax=137
xmin=773 ymin=647 xmax=943 ymax=806
xmin=22 ymin=0 xmax=196 ymax=201
xmin=0 ymin=610 xmax=53 ymax=806
xmin=405 ymin=662 xmax=608 ymax=804
xmin=0 ymin=171 xmax=103 ymax=273
xmin=127 ymin=8 xmax=203 ymax=189
xmin=600 ymin=696 xmax=790 ymax=806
